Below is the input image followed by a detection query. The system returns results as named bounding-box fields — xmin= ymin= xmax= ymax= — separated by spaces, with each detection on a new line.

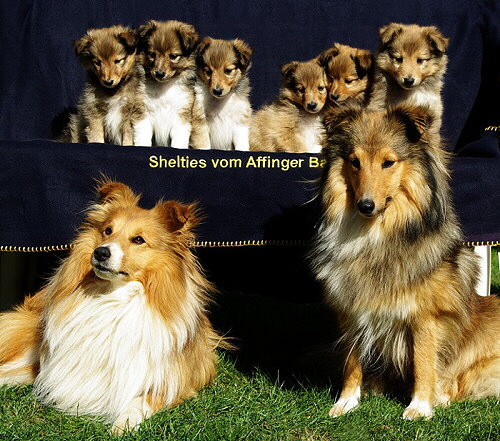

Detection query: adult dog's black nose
xmin=93 ymin=247 xmax=111 ymax=262
xmin=357 ymin=199 xmax=375 ymax=215
xmin=307 ymin=101 xmax=317 ymax=111
xmin=331 ymin=93 xmax=340 ymax=101
xmin=212 ymin=87 xmax=223 ymax=96
xmin=403 ymin=77 xmax=415 ymax=87
xmin=155 ymin=70 xmax=166 ymax=79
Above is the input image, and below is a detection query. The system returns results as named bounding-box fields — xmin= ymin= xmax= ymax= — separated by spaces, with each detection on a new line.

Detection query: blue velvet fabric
xmin=0 ymin=0 xmax=498 ymax=247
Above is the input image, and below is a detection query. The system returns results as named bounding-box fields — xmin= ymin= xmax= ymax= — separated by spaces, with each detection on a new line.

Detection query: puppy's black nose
xmin=93 ymin=247 xmax=111 ymax=262
xmin=307 ymin=101 xmax=317 ymax=110
xmin=331 ymin=94 xmax=340 ymax=101
xmin=357 ymin=199 xmax=375 ymax=215
xmin=155 ymin=71 xmax=166 ymax=79
xmin=403 ymin=77 xmax=415 ymax=87
xmin=212 ymin=88 xmax=223 ymax=96
xmin=103 ymin=79 xmax=114 ymax=87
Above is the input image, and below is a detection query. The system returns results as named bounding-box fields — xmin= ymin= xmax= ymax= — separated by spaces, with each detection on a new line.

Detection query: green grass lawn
xmin=491 ymin=246 xmax=499 ymax=294
xmin=1 ymin=352 xmax=498 ymax=441
xmin=1 ymin=249 xmax=499 ymax=440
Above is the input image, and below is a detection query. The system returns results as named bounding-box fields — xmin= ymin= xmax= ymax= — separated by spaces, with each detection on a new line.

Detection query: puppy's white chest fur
xmin=34 ymin=281 xmax=182 ymax=421
xmin=196 ymin=82 xmax=250 ymax=150
xmin=297 ymin=112 xmax=323 ymax=153
xmin=142 ymin=78 xmax=192 ymax=147
xmin=104 ymin=94 xmax=126 ymax=144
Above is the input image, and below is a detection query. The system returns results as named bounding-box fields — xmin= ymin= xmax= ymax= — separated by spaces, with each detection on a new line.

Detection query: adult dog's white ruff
xmin=33 ymin=279 xmax=197 ymax=423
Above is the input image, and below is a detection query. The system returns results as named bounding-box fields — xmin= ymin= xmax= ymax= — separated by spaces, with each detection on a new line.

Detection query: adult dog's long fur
xmin=311 ymin=104 xmax=500 ymax=420
xmin=0 ymin=181 xmax=222 ymax=434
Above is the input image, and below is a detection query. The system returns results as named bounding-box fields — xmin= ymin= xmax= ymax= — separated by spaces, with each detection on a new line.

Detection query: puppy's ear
xmin=195 ymin=37 xmax=212 ymax=65
xmin=353 ymin=49 xmax=373 ymax=78
xmin=157 ymin=201 xmax=201 ymax=237
xmin=137 ymin=20 xmax=157 ymax=41
xmin=117 ymin=29 xmax=137 ymax=54
xmin=390 ymin=104 xmax=434 ymax=143
xmin=176 ymin=22 xmax=200 ymax=54
xmin=96 ymin=180 xmax=139 ymax=206
xmin=425 ymin=26 xmax=449 ymax=55
xmin=379 ymin=23 xmax=403 ymax=49
xmin=74 ymin=33 xmax=93 ymax=58
xmin=233 ymin=39 xmax=253 ymax=72
xmin=317 ymin=44 xmax=341 ymax=70
xmin=280 ymin=61 xmax=299 ymax=78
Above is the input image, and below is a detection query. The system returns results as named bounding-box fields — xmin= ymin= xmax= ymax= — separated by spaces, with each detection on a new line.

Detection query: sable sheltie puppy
xmin=311 ymin=105 xmax=500 ymax=420
xmin=368 ymin=23 xmax=449 ymax=137
xmin=317 ymin=43 xmax=374 ymax=107
xmin=135 ymin=20 xmax=202 ymax=148
xmin=63 ymin=26 xmax=146 ymax=145
xmin=250 ymin=59 xmax=328 ymax=153
xmin=0 ymin=181 xmax=222 ymax=434
xmin=193 ymin=37 xmax=253 ymax=150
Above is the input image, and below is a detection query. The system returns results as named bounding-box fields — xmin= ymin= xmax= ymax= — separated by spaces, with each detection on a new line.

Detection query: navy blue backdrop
xmin=0 ymin=0 xmax=499 ymax=249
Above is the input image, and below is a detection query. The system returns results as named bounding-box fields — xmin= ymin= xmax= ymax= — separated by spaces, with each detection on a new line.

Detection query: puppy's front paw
xmin=328 ymin=395 xmax=359 ymax=417
xmin=403 ymin=399 xmax=434 ymax=420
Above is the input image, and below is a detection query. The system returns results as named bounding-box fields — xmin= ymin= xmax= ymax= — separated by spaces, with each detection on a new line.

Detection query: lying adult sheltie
xmin=0 ymin=181 xmax=222 ymax=433
xmin=311 ymin=104 xmax=500 ymax=420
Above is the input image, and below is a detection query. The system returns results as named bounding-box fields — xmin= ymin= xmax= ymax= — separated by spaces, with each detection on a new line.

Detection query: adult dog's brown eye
xmin=131 ymin=236 xmax=145 ymax=245
xmin=350 ymin=158 xmax=361 ymax=169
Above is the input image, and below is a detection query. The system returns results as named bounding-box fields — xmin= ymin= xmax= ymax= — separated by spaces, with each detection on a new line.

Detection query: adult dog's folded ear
xmin=389 ymin=104 xmax=434 ymax=143
xmin=156 ymin=201 xmax=202 ymax=237
xmin=95 ymin=180 xmax=140 ymax=206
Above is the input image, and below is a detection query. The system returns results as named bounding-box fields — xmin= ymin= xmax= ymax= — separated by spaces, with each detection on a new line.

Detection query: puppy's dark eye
xmin=296 ymin=86 xmax=305 ymax=93
xmin=224 ymin=68 xmax=234 ymax=75
xmin=93 ymin=59 xmax=102 ymax=67
xmin=204 ymin=67 xmax=212 ymax=76
xmin=382 ymin=160 xmax=395 ymax=168
xmin=148 ymin=51 xmax=156 ymax=59
xmin=395 ymin=57 xmax=403 ymax=63
xmin=104 ymin=227 xmax=113 ymax=236
xmin=169 ymin=54 xmax=181 ymax=62
xmin=114 ymin=58 xmax=125 ymax=64
xmin=318 ymin=85 xmax=325 ymax=91
xmin=131 ymin=236 xmax=145 ymax=245
xmin=350 ymin=158 xmax=361 ymax=169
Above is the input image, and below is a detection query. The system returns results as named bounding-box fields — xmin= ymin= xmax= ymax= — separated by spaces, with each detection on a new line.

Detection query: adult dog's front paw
xmin=328 ymin=395 xmax=360 ymax=417
xmin=403 ymin=398 xmax=434 ymax=420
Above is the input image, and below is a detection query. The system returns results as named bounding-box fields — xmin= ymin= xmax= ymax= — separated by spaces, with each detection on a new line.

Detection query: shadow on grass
xmin=210 ymin=289 xmax=344 ymax=391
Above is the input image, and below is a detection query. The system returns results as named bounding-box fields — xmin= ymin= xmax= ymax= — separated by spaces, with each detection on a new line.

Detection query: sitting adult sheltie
xmin=311 ymin=104 xmax=500 ymax=420
xmin=0 ymin=181 xmax=222 ymax=433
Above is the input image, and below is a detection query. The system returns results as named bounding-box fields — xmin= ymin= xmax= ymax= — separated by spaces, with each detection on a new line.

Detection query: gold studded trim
xmin=0 ymin=239 xmax=498 ymax=252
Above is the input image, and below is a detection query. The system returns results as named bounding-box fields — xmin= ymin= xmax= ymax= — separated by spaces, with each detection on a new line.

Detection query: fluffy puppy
xmin=193 ymin=37 xmax=253 ymax=150
xmin=250 ymin=59 xmax=328 ymax=153
xmin=63 ymin=26 xmax=146 ymax=145
xmin=318 ymin=43 xmax=374 ymax=107
xmin=0 ymin=181 xmax=223 ymax=434
xmin=135 ymin=20 xmax=202 ymax=148
xmin=368 ymin=23 xmax=449 ymax=137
